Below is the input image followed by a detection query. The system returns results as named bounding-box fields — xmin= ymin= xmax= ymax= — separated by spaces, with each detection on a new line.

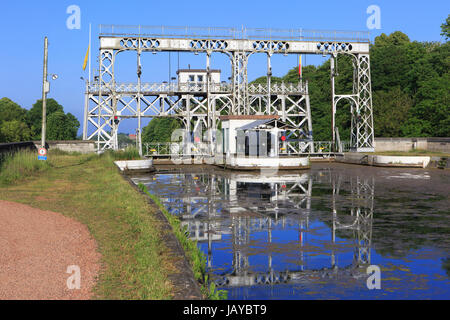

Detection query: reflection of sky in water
xmin=133 ymin=166 xmax=450 ymax=299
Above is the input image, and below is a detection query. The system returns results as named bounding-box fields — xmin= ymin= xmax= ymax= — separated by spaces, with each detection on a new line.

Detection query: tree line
xmin=0 ymin=97 xmax=80 ymax=143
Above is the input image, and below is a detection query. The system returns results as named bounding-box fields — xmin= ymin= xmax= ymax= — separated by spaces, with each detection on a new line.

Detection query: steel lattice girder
xmin=331 ymin=53 xmax=374 ymax=152
xmin=84 ymin=28 xmax=372 ymax=152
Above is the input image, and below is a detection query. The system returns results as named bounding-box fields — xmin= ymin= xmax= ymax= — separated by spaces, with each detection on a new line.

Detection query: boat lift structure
xmin=83 ymin=25 xmax=375 ymax=155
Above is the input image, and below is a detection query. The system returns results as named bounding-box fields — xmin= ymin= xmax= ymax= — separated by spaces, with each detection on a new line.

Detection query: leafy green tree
xmin=46 ymin=111 xmax=80 ymax=140
xmin=250 ymin=75 xmax=283 ymax=84
xmin=373 ymin=87 xmax=413 ymax=137
xmin=404 ymin=72 xmax=450 ymax=137
xmin=441 ymin=14 xmax=450 ymax=41
xmin=142 ymin=117 xmax=182 ymax=143
xmin=65 ymin=113 xmax=80 ymax=140
xmin=0 ymin=120 xmax=32 ymax=142
xmin=26 ymin=98 xmax=64 ymax=139
xmin=26 ymin=98 xmax=80 ymax=140
xmin=374 ymin=31 xmax=410 ymax=46
xmin=0 ymin=98 xmax=28 ymax=124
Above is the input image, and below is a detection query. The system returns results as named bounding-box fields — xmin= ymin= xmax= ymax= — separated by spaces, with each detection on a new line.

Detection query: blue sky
xmin=1 ymin=0 xmax=448 ymax=134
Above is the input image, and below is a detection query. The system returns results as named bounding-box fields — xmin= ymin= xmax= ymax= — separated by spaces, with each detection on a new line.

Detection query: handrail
xmin=99 ymin=25 xmax=370 ymax=43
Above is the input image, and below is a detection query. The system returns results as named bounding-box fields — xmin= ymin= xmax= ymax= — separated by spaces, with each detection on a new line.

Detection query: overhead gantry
xmin=83 ymin=25 xmax=374 ymax=154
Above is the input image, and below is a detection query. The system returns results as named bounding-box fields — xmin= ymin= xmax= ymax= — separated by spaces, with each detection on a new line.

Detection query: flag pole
xmin=88 ymin=23 xmax=91 ymax=83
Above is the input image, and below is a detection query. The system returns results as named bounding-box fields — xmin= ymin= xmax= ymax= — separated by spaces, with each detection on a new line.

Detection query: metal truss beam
xmin=84 ymin=25 xmax=373 ymax=153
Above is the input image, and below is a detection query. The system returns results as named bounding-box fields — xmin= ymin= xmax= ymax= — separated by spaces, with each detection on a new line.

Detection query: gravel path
xmin=0 ymin=200 xmax=101 ymax=300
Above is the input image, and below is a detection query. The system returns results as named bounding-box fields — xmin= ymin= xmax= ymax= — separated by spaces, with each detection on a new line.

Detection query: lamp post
xmin=39 ymin=37 xmax=58 ymax=159
xmin=41 ymin=37 xmax=49 ymax=149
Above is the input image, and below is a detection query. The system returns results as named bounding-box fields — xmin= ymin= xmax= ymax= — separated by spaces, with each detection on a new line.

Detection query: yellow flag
xmin=298 ymin=55 xmax=302 ymax=77
xmin=83 ymin=45 xmax=90 ymax=71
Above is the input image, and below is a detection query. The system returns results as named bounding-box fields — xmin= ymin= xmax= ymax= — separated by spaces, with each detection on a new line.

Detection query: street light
xmin=40 ymin=36 xmax=58 ymax=155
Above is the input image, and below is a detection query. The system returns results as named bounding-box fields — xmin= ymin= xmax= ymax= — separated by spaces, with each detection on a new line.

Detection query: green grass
xmin=105 ymin=146 xmax=142 ymax=160
xmin=138 ymin=183 xmax=227 ymax=300
xmin=0 ymin=150 xmax=52 ymax=185
xmin=0 ymin=152 xmax=178 ymax=299
xmin=0 ymin=149 xmax=227 ymax=299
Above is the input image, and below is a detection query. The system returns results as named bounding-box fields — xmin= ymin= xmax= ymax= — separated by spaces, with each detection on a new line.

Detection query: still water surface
xmin=133 ymin=163 xmax=450 ymax=299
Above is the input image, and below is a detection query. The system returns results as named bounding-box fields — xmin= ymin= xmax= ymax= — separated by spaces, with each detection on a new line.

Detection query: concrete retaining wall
xmin=374 ymin=137 xmax=450 ymax=153
xmin=33 ymin=140 xmax=96 ymax=154
xmin=336 ymin=153 xmax=431 ymax=168
xmin=426 ymin=138 xmax=450 ymax=153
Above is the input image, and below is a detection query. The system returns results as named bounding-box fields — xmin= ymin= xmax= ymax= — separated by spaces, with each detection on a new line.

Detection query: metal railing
xmin=88 ymin=82 xmax=232 ymax=93
xmin=144 ymin=142 xmax=210 ymax=157
xmin=248 ymin=82 xmax=306 ymax=94
xmin=144 ymin=140 xmax=351 ymax=156
xmin=99 ymin=25 xmax=370 ymax=43
xmin=88 ymin=81 xmax=305 ymax=95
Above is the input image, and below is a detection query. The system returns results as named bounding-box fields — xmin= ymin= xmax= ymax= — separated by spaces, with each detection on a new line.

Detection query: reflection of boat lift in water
xmin=330 ymin=174 xmax=374 ymax=277
xmin=215 ymin=172 xmax=375 ymax=288
xmin=150 ymin=170 xmax=374 ymax=288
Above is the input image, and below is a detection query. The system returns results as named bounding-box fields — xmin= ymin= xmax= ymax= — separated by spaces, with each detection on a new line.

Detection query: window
xmin=189 ymin=75 xmax=195 ymax=82
xmin=197 ymin=75 xmax=203 ymax=82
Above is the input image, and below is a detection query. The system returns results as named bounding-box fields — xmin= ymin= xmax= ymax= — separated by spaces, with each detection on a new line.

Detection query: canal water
xmin=132 ymin=163 xmax=450 ymax=299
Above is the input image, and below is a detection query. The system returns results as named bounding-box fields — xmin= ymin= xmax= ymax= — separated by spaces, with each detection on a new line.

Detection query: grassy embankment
xmin=0 ymin=148 xmax=223 ymax=299
xmin=137 ymin=183 xmax=227 ymax=300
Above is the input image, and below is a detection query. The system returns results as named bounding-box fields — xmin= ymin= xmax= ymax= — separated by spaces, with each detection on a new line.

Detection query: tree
xmin=374 ymin=31 xmax=410 ymax=46
xmin=0 ymin=120 xmax=32 ymax=142
xmin=65 ymin=113 xmax=80 ymax=140
xmin=142 ymin=117 xmax=182 ymax=143
xmin=46 ymin=111 xmax=80 ymax=140
xmin=26 ymin=98 xmax=64 ymax=139
xmin=405 ymin=72 xmax=450 ymax=137
xmin=26 ymin=98 xmax=80 ymax=140
xmin=373 ymin=87 xmax=413 ymax=137
xmin=0 ymin=98 xmax=28 ymax=124
xmin=441 ymin=14 xmax=450 ymax=41
xmin=0 ymin=98 xmax=32 ymax=143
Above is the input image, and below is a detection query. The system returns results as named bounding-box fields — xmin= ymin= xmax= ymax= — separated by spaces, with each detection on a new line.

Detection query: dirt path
xmin=0 ymin=200 xmax=101 ymax=300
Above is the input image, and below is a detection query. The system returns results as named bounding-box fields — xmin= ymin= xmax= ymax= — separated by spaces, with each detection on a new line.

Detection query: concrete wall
xmin=427 ymin=138 xmax=450 ymax=153
xmin=374 ymin=137 xmax=450 ymax=153
xmin=33 ymin=140 xmax=96 ymax=154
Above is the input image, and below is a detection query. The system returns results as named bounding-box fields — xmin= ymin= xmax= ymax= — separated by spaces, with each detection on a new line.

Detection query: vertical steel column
xmin=266 ymin=53 xmax=272 ymax=115
xmin=305 ymin=81 xmax=314 ymax=153
xmin=330 ymin=56 xmax=336 ymax=149
xmin=206 ymin=51 xmax=214 ymax=155
xmin=83 ymin=80 xmax=89 ymax=140
xmin=232 ymin=51 xmax=248 ymax=115
xmin=184 ymin=95 xmax=191 ymax=155
xmin=137 ymin=46 xmax=143 ymax=156
xmin=355 ymin=54 xmax=374 ymax=152
xmin=97 ymin=49 xmax=115 ymax=151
